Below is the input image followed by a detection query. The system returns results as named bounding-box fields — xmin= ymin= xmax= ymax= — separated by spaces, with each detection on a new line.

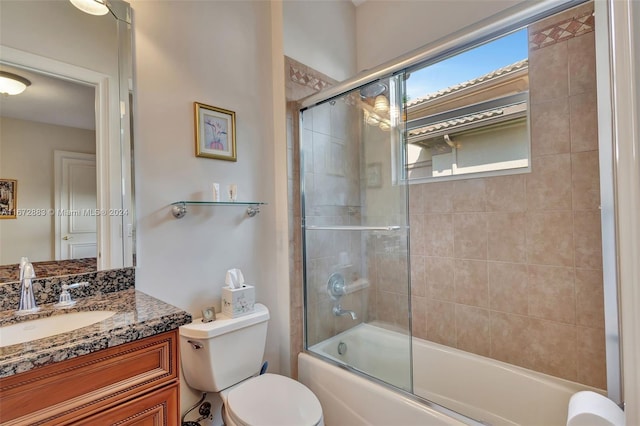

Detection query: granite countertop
xmin=0 ymin=288 xmax=192 ymax=378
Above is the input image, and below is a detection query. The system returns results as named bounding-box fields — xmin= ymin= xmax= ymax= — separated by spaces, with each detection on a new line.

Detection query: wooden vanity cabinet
xmin=0 ymin=329 xmax=180 ymax=425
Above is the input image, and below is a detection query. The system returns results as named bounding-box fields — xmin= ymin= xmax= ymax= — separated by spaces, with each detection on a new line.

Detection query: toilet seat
xmin=223 ymin=373 xmax=323 ymax=426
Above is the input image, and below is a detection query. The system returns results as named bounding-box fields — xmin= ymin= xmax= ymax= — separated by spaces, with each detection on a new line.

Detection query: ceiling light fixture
xmin=378 ymin=121 xmax=391 ymax=131
xmin=0 ymin=71 xmax=31 ymax=95
xmin=374 ymin=95 xmax=389 ymax=114
xmin=69 ymin=0 xmax=109 ymax=16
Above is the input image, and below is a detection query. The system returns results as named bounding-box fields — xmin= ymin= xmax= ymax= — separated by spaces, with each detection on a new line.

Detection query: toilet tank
xmin=179 ymin=303 xmax=270 ymax=392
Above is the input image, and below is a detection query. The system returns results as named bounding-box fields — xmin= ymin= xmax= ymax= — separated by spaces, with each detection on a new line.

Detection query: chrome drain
xmin=337 ymin=341 xmax=347 ymax=356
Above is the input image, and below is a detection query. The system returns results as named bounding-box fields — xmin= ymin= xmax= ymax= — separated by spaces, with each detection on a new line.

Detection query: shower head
xmin=360 ymin=82 xmax=386 ymax=98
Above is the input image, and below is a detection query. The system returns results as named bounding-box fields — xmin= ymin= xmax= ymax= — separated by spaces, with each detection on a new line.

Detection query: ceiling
xmin=0 ymin=64 xmax=96 ymax=131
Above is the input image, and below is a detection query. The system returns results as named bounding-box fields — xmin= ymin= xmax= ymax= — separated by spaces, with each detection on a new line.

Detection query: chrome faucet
xmin=55 ymin=282 xmax=90 ymax=308
xmin=17 ymin=259 xmax=39 ymax=315
xmin=333 ymin=304 xmax=357 ymax=320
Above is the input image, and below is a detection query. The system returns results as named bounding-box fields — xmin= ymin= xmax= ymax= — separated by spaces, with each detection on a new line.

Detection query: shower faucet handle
xmin=327 ymin=272 xmax=346 ymax=300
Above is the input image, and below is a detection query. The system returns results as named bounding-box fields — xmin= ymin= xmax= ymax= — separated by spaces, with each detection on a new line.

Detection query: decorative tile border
xmin=289 ymin=65 xmax=332 ymax=92
xmin=529 ymin=10 xmax=595 ymax=50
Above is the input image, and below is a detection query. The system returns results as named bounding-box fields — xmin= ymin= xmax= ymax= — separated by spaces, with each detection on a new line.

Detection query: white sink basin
xmin=0 ymin=311 xmax=116 ymax=347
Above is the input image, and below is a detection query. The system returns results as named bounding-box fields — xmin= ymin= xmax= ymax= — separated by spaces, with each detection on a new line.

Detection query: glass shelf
xmin=170 ymin=201 xmax=266 ymax=218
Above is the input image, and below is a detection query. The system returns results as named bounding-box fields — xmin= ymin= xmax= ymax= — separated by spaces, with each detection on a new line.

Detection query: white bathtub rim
xmin=315 ymin=322 xmax=605 ymax=397
xmin=311 ymin=322 xmax=606 ymax=426
xmin=414 ymin=337 xmax=606 ymax=396
xmin=302 ymin=349 xmax=483 ymax=426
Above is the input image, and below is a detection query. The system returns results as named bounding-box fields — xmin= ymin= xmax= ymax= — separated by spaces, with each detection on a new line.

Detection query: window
xmin=404 ymin=29 xmax=530 ymax=181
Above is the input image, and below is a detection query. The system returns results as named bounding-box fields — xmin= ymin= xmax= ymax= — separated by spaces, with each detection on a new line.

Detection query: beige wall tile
xmin=312 ymin=132 xmax=330 ymax=175
xmin=423 ymin=181 xmax=454 ymax=213
xmin=312 ymin=102 xmax=331 ymax=135
xmin=526 ymin=211 xmax=574 ymax=267
xmin=568 ymin=32 xmax=596 ymax=95
xmin=489 ymin=261 xmax=528 ymax=315
xmin=577 ymin=326 xmax=607 ymax=389
xmin=574 ymin=210 xmax=603 ymax=270
xmin=529 ymin=41 xmax=569 ymax=104
xmin=330 ymin=100 xmax=350 ymax=140
xmin=575 ymin=268 xmax=605 ymax=328
xmin=409 ymin=183 xmax=425 ymax=214
xmin=572 ymin=151 xmax=601 ymax=210
xmin=456 ymin=305 xmax=490 ymax=357
xmin=530 ymin=98 xmax=571 ymax=156
xmin=426 ymin=256 xmax=455 ymax=301
xmin=427 ymin=299 xmax=456 ymax=346
xmin=570 ymin=90 xmax=599 ymax=152
xmin=454 ymin=259 xmax=488 ymax=308
xmin=454 ymin=213 xmax=488 ymax=260
xmin=490 ymin=311 xmax=531 ymax=368
xmin=376 ymin=253 xmax=409 ymax=294
xmin=487 ymin=212 xmax=526 ymax=263
xmin=424 ymin=213 xmax=454 ymax=257
xmin=409 ymin=214 xmax=425 ymax=256
xmin=528 ymin=318 xmax=577 ymax=381
xmin=486 ymin=175 xmax=526 ymax=212
xmin=528 ymin=265 xmax=576 ymax=324
xmin=526 ymin=154 xmax=572 ymax=211
xmin=412 ymin=296 xmax=428 ymax=340
xmin=377 ymin=291 xmax=410 ymax=330
xmin=452 ymin=179 xmax=486 ymax=212
xmin=411 ymin=255 xmax=427 ymax=297
xmin=307 ymin=298 xmax=336 ymax=346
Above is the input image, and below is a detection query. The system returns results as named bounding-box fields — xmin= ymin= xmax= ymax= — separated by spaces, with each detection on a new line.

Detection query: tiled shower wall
xmin=409 ymin=2 xmax=605 ymax=389
xmin=286 ymin=58 xmax=365 ymax=377
xmin=300 ymin=98 xmax=365 ymax=348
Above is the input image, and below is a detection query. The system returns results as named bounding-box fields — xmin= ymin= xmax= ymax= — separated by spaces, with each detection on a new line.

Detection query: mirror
xmin=0 ymin=0 xmax=134 ymax=282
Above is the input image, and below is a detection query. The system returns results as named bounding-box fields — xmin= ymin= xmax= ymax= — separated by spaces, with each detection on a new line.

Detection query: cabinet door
xmin=75 ymin=383 xmax=179 ymax=426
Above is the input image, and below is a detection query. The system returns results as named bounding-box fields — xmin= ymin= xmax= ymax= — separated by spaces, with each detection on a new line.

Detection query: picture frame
xmin=195 ymin=102 xmax=237 ymax=161
xmin=0 ymin=179 xmax=17 ymax=219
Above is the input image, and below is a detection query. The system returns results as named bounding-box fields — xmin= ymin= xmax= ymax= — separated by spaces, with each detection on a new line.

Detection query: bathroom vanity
xmin=0 ymin=271 xmax=191 ymax=425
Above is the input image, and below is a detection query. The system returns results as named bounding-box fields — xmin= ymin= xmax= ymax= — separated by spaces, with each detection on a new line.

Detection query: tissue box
xmin=222 ymin=285 xmax=255 ymax=318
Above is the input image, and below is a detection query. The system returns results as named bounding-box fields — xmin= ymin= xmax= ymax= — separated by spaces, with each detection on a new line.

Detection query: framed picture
xmin=366 ymin=163 xmax=382 ymax=188
xmin=0 ymin=179 xmax=17 ymax=219
xmin=195 ymin=102 xmax=237 ymax=161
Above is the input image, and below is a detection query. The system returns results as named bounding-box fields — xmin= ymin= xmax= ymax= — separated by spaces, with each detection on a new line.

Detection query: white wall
xmin=283 ymin=0 xmax=357 ymax=81
xmin=355 ymin=0 xmax=526 ymax=72
xmin=0 ymin=117 xmax=95 ymax=264
xmin=0 ymin=1 xmax=118 ymax=76
xmin=130 ymin=0 xmax=282 ymax=415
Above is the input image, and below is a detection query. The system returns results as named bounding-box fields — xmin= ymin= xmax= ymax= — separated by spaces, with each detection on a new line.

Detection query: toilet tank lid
xmin=179 ymin=303 xmax=269 ymax=339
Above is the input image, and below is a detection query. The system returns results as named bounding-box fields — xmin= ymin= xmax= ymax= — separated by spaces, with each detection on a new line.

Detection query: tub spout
xmin=333 ymin=304 xmax=357 ymax=320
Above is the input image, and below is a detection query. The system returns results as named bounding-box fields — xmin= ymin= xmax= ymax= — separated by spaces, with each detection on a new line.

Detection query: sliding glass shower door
xmin=301 ymin=75 xmax=412 ymax=391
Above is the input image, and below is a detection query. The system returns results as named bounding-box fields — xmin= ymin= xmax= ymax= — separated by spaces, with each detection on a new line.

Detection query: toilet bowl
xmin=220 ymin=374 xmax=323 ymax=426
xmin=179 ymin=304 xmax=324 ymax=426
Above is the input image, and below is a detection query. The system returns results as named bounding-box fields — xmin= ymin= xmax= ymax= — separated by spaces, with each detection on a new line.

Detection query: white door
xmin=54 ymin=151 xmax=97 ymax=260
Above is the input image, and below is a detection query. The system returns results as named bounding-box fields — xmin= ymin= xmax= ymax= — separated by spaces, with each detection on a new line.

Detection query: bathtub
xmin=301 ymin=323 xmax=603 ymax=426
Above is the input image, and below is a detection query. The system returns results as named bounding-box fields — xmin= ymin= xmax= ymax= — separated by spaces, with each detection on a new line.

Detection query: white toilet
xmin=179 ymin=303 xmax=324 ymax=426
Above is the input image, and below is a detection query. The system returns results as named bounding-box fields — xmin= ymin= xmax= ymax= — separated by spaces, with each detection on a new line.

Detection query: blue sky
xmin=405 ymin=28 xmax=528 ymax=101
